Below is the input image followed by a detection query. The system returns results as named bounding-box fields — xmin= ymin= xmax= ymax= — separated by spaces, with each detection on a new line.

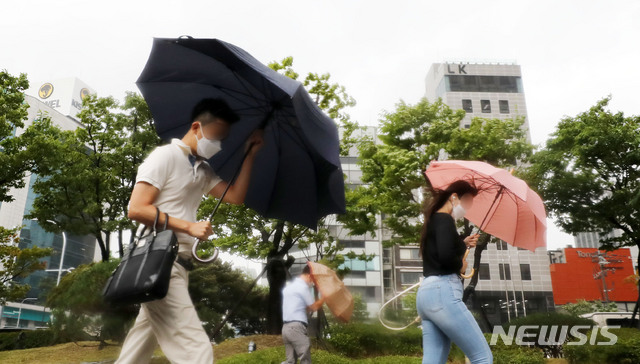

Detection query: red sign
xmin=550 ymin=247 xmax=637 ymax=305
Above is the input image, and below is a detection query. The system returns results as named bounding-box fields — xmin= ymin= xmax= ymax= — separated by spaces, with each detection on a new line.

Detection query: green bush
xmin=325 ymin=323 xmax=421 ymax=358
xmin=564 ymin=327 xmax=640 ymax=364
xmin=324 ymin=322 xmax=467 ymax=363
xmin=0 ymin=329 xmax=57 ymax=351
xmin=485 ymin=333 xmax=545 ymax=364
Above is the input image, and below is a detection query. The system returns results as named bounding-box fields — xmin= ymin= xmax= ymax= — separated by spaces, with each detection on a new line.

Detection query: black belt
xmin=283 ymin=320 xmax=308 ymax=328
xmin=176 ymin=256 xmax=194 ymax=271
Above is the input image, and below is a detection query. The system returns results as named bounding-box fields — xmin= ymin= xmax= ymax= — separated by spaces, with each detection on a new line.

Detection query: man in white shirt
xmin=281 ymin=264 xmax=325 ymax=364
xmin=115 ymin=98 xmax=263 ymax=364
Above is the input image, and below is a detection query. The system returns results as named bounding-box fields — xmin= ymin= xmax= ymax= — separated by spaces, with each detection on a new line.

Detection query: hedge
xmin=564 ymin=327 xmax=640 ymax=364
xmin=0 ymin=330 xmax=58 ymax=351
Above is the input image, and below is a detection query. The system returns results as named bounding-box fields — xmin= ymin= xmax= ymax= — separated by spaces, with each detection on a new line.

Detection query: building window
xmin=499 ymin=263 xmax=511 ymax=280
xmin=340 ymin=256 xmax=380 ymax=271
xmin=399 ymin=248 xmax=420 ymax=260
xmin=520 ymin=264 xmax=531 ymax=280
xmin=445 ymin=75 xmax=523 ymax=93
xmin=496 ymin=240 xmax=509 ymax=250
xmin=400 ymin=271 xmax=422 ymax=285
xmin=383 ymin=249 xmax=392 ymax=264
xmin=346 ymin=271 xmax=366 ymax=279
xmin=481 ymin=100 xmax=491 ymax=113
xmin=499 ymin=100 xmax=509 ymax=113
xmin=479 ymin=263 xmax=491 ymax=280
xmin=462 ymin=99 xmax=473 ymax=113
xmin=340 ymin=240 xmax=365 ymax=249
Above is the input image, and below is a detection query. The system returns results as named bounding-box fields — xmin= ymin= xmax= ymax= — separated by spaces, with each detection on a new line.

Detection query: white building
xmin=425 ymin=62 xmax=531 ymax=141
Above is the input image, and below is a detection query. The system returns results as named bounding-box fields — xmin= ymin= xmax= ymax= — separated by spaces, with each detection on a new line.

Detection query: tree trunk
xmin=462 ymin=233 xmax=492 ymax=330
xmin=96 ymin=233 xmax=109 ymax=262
xmin=117 ymin=229 xmax=124 ymax=258
xmin=265 ymin=256 xmax=293 ymax=334
xmin=463 ymin=233 xmax=490 ymax=301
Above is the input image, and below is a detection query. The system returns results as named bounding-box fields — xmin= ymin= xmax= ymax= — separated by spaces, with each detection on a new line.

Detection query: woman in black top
xmin=416 ymin=180 xmax=492 ymax=364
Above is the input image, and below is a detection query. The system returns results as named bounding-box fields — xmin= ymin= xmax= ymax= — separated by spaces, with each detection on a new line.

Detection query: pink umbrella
xmin=425 ymin=160 xmax=546 ymax=251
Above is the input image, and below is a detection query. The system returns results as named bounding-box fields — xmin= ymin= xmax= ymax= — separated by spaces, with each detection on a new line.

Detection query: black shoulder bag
xmin=103 ymin=207 xmax=179 ymax=305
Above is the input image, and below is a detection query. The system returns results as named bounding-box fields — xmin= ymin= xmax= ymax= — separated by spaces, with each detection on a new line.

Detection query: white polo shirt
xmin=135 ymin=138 xmax=223 ymax=254
xmin=282 ymin=277 xmax=315 ymax=324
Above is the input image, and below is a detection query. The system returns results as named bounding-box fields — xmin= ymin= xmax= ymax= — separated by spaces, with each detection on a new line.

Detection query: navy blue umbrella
xmin=136 ymin=37 xmax=345 ymax=236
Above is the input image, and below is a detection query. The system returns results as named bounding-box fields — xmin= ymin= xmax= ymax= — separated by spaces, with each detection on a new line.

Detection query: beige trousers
xmin=115 ymin=261 xmax=213 ymax=364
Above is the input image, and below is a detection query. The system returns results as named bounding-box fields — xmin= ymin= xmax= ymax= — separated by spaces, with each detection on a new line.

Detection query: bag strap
xmin=162 ymin=213 xmax=169 ymax=231
xmin=151 ymin=207 xmax=160 ymax=236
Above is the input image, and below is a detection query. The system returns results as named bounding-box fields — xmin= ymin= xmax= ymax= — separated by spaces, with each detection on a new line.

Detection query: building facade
xmin=0 ymin=79 xmax=97 ymax=328
xmin=574 ymin=230 xmax=639 ymax=275
xmin=425 ymin=62 xmax=531 ymax=140
xmin=549 ymin=247 xmax=637 ymax=312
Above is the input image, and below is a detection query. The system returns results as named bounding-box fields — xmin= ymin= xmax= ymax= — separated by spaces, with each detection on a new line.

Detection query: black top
xmin=422 ymin=212 xmax=466 ymax=277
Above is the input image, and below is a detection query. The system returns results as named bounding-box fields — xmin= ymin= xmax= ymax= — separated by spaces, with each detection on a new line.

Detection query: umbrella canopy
xmin=136 ymin=37 xmax=345 ymax=229
xmin=307 ymin=261 xmax=353 ymax=323
xmin=425 ymin=160 xmax=547 ymax=251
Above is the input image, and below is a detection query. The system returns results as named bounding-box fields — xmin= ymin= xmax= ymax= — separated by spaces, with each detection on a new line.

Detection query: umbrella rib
xmin=215 ymin=85 xmax=271 ymax=107
xmin=229 ymin=70 xmax=273 ymax=107
xmin=276 ymin=115 xmax=312 ymax=154
xmin=480 ymin=186 xmax=506 ymax=233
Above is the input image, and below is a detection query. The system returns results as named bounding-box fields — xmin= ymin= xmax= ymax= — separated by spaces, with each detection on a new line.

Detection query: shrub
xmin=325 ymin=323 xmax=421 ymax=358
xmin=484 ymin=333 xmax=545 ymax=364
xmin=564 ymin=327 xmax=640 ymax=364
xmin=0 ymin=329 xmax=57 ymax=351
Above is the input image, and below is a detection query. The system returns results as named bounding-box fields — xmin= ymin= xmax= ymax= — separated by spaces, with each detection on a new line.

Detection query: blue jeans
xmin=416 ymin=274 xmax=493 ymax=364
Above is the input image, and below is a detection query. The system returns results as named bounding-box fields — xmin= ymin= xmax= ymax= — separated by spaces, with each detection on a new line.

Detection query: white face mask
xmin=196 ymin=124 xmax=222 ymax=159
xmin=451 ymin=196 xmax=466 ymax=220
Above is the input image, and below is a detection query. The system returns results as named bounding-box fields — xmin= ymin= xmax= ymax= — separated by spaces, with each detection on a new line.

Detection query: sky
xmin=3 ymin=0 xmax=640 ymax=253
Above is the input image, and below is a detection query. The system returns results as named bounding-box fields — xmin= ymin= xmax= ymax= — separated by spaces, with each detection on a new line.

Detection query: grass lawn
xmin=0 ymin=335 xmax=570 ymax=364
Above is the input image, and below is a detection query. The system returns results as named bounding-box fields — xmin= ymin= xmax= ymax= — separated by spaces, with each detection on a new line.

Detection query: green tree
xmin=46 ymin=260 xmax=136 ymax=344
xmin=0 ymin=70 xmax=30 ymax=203
xmin=24 ymin=93 xmax=161 ymax=261
xmin=0 ymin=226 xmax=51 ymax=305
xmin=46 ymin=259 xmax=267 ymax=344
xmin=197 ymin=57 xmax=360 ymax=334
xmin=525 ymin=96 xmax=640 ymax=324
xmin=189 ymin=260 xmax=268 ymax=343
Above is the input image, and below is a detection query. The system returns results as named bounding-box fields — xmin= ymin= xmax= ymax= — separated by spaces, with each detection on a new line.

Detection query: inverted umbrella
xmin=136 ymin=37 xmax=346 ymax=261
xmin=425 ymin=160 xmax=547 ymax=251
xmin=307 ymin=261 xmax=353 ymax=323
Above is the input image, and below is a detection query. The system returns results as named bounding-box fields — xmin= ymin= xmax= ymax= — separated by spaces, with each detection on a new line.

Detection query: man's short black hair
xmin=191 ymin=98 xmax=240 ymax=125
xmin=302 ymin=264 xmax=311 ymax=275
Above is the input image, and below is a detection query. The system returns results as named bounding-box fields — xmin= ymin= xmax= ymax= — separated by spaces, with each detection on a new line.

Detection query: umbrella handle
xmin=191 ymin=143 xmax=256 ymax=264
xmin=460 ymin=247 xmax=475 ymax=279
xmin=192 ymin=239 xmax=219 ymax=263
xmin=378 ymin=280 xmax=422 ymax=331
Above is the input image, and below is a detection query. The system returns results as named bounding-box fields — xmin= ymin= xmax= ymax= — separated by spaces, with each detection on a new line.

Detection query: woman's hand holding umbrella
xmin=460 ymin=234 xmax=479 ymax=279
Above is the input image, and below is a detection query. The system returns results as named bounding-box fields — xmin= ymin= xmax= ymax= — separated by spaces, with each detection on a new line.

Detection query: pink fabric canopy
xmin=426 ymin=160 xmax=547 ymax=251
